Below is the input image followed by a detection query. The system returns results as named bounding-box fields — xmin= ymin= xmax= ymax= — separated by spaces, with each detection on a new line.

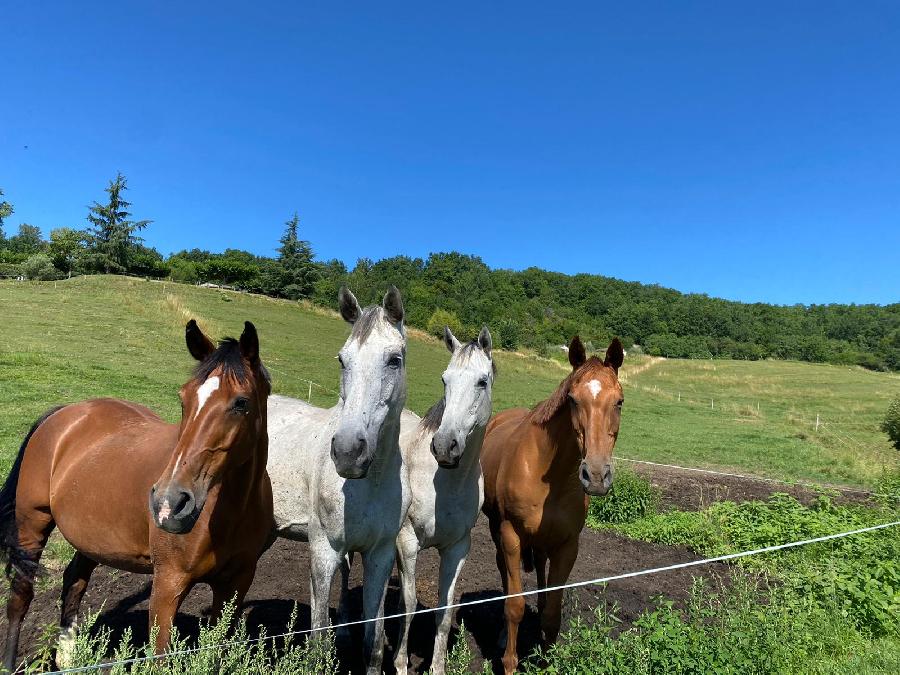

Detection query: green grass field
xmin=2 ymin=276 xmax=898 ymax=488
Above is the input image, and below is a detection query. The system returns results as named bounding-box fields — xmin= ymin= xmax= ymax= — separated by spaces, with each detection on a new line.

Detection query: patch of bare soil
xmin=626 ymin=461 xmax=876 ymax=512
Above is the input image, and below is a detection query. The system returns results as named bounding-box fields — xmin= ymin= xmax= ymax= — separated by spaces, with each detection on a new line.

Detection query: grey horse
xmin=392 ymin=326 xmax=495 ymax=674
xmin=267 ymin=286 xmax=410 ymax=674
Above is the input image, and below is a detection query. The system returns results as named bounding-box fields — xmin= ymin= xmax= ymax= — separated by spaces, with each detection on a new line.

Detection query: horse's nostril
xmin=172 ymin=491 xmax=192 ymax=517
xmin=581 ymin=464 xmax=591 ymax=484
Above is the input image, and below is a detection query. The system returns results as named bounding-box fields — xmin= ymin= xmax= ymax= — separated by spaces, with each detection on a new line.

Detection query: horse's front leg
xmin=210 ymin=562 xmax=256 ymax=628
xmin=431 ymin=535 xmax=471 ymax=675
xmin=336 ymin=551 xmax=354 ymax=642
xmin=149 ymin=568 xmax=193 ymax=653
xmin=541 ymin=538 xmax=579 ymax=647
xmin=393 ymin=523 xmax=420 ymax=673
xmin=309 ymin=538 xmax=342 ymax=633
xmin=499 ymin=521 xmax=525 ymax=675
xmin=361 ymin=541 xmax=396 ymax=675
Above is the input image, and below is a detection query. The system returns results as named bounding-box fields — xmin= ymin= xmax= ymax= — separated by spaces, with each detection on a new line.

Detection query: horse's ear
xmin=239 ymin=321 xmax=260 ymax=365
xmin=568 ymin=336 xmax=586 ymax=370
xmin=339 ymin=286 xmax=362 ymax=324
xmin=444 ymin=326 xmax=462 ymax=353
xmin=604 ymin=337 xmax=624 ymax=373
xmin=478 ymin=325 xmax=493 ymax=359
xmin=185 ymin=319 xmax=215 ymax=362
xmin=382 ymin=285 xmax=404 ymax=326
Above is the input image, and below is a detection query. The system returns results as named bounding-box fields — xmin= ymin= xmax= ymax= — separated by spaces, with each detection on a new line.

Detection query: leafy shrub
xmin=20 ymin=253 xmax=59 ymax=280
xmin=607 ymin=494 xmax=900 ymax=638
xmin=41 ymin=601 xmax=338 ymax=675
xmin=523 ymin=577 xmax=833 ymax=675
xmin=0 ymin=261 xmax=22 ymax=277
xmin=881 ymin=398 xmax=900 ymax=451
xmin=587 ymin=468 xmax=660 ymax=525
xmin=438 ymin=621 xmax=492 ymax=675
xmin=426 ymin=308 xmax=463 ymax=340
xmin=496 ymin=318 xmax=521 ymax=350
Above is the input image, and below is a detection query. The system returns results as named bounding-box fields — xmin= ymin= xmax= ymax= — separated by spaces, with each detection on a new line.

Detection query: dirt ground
xmin=4 ymin=463 xmax=862 ymax=674
xmin=626 ymin=460 xmax=876 ymax=511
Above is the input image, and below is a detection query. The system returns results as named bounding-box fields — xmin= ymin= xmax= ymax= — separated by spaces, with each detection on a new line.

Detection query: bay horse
xmin=393 ymin=326 xmax=495 ymax=674
xmin=267 ymin=286 xmax=409 ymax=675
xmin=481 ymin=336 xmax=624 ymax=674
xmin=0 ymin=320 xmax=273 ymax=672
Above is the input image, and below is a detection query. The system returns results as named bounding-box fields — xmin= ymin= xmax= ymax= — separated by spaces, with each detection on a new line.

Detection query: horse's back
xmin=267 ymin=394 xmax=333 ymax=540
xmin=21 ymin=398 xmax=175 ymax=571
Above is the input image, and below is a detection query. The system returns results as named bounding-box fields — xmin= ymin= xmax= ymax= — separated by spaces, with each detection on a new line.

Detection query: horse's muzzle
xmin=331 ymin=433 xmax=373 ymax=479
xmin=431 ymin=436 xmax=462 ymax=469
xmin=580 ymin=461 xmax=613 ymax=496
xmin=149 ymin=484 xmax=200 ymax=534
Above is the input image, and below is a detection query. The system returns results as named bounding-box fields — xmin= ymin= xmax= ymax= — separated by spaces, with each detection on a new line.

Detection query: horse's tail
xmin=521 ymin=546 xmax=535 ymax=574
xmin=0 ymin=406 xmax=64 ymax=579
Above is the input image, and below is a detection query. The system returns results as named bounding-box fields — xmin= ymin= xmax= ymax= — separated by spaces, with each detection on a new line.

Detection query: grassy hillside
xmin=1 ymin=276 xmax=898 ymax=487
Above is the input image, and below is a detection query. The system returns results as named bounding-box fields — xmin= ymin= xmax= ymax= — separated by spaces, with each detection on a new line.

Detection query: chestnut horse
xmin=0 ymin=320 xmax=273 ymax=672
xmin=481 ymin=336 xmax=624 ymax=674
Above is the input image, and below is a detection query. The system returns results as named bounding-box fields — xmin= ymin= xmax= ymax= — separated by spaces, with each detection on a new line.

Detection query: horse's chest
xmin=316 ymin=476 xmax=409 ymax=550
xmin=414 ymin=482 xmax=480 ymax=545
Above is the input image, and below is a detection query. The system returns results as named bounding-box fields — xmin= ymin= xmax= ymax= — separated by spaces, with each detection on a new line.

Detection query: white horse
xmin=267 ymin=286 xmax=410 ymax=674
xmin=393 ymin=325 xmax=495 ymax=674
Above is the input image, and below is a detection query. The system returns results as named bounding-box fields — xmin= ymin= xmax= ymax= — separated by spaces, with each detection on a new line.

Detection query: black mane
xmin=193 ymin=338 xmax=248 ymax=383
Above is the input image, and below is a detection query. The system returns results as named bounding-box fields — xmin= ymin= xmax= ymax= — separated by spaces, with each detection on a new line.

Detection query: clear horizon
xmin=2 ymin=2 xmax=898 ymax=306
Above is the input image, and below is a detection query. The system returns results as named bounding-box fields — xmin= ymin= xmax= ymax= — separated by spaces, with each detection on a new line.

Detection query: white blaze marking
xmin=158 ymin=498 xmax=171 ymax=524
xmin=195 ymin=376 xmax=220 ymax=419
xmin=587 ymin=379 xmax=602 ymax=399
xmin=170 ymin=451 xmax=183 ymax=480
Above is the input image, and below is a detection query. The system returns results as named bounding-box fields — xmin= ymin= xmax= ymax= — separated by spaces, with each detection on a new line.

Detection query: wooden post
xmin=815 ymin=414 xmax=820 ymax=432
xmin=308 ymin=381 xmax=313 ymax=402
xmin=711 ymin=399 xmax=714 ymax=410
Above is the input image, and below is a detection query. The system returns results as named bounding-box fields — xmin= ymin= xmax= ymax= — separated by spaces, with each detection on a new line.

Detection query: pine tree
xmin=268 ymin=212 xmax=319 ymax=299
xmin=84 ymin=173 xmax=151 ymax=274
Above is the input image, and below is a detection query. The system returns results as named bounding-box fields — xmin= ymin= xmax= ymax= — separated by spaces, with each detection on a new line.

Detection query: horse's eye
xmin=387 ymin=355 xmax=403 ymax=369
xmin=232 ymin=397 xmax=249 ymax=414
xmin=337 ymin=354 xmax=346 ymax=369
xmin=616 ymin=399 xmax=624 ymax=408
xmin=477 ymin=378 xmax=488 ymax=389
xmin=567 ymin=394 xmax=577 ymax=407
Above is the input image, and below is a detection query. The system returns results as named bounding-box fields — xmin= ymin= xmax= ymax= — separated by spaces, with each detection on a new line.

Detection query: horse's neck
xmin=535 ymin=413 xmax=581 ymax=478
xmin=221 ymin=432 xmax=269 ymax=505
xmin=458 ymin=424 xmax=487 ymax=476
xmin=365 ymin=404 xmax=404 ymax=485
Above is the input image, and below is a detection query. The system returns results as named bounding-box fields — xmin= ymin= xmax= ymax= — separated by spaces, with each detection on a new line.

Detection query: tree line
xmin=1 ymin=177 xmax=898 ymax=371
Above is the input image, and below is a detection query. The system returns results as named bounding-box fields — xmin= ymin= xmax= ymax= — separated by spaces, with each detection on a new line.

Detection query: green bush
xmin=0 ymin=261 xmax=22 ymax=277
xmin=608 ymin=494 xmax=900 ymax=638
xmin=881 ymin=398 xmax=900 ymax=451
xmin=35 ymin=602 xmax=339 ymax=675
xmin=20 ymin=253 xmax=59 ymax=280
xmin=426 ymin=308 xmax=463 ymax=340
xmin=587 ymin=468 xmax=660 ymax=525
xmin=523 ymin=577 xmax=835 ymax=675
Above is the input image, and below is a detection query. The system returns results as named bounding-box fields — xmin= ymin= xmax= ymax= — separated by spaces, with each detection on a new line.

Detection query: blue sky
xmin=2 ymin=2 xmax=898 ymax=305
